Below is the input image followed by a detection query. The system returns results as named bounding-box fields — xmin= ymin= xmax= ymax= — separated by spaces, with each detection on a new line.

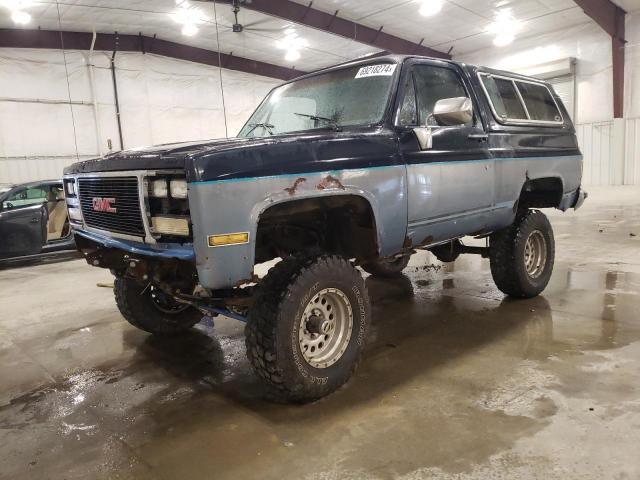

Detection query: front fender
xmin=188 ymin=165 xmax=407 ymax=289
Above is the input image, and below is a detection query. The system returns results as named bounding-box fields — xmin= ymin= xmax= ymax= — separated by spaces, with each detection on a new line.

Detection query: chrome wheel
xmin=298 ymin=288 xmax=353 ymax=369
xmin=524 ymin=230 xmax=547 ymax=278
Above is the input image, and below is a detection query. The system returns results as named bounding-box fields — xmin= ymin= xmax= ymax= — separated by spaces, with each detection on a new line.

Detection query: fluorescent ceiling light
xmin=419 ymin=0 xmax=443 ymax=17
xmin=11 ymin=9 xmax=30 ymax=24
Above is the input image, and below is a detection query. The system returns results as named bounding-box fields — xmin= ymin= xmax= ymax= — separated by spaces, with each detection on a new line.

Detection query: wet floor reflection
xmin=1 ymin=252 xmax=640 ymax=479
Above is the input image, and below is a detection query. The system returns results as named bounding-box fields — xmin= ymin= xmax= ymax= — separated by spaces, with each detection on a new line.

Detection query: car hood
xmin=63 ymin=127 xmax=394 ymax=183
xmin=63 ymin=137 xmax=256 ymax=175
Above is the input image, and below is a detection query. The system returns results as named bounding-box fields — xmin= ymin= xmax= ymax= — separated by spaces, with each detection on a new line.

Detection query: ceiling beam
xmin=0 ymin=28 xmax=304 ymax=81
xmin=216 ymin=0 xmax=450 ymax=59
xmin=574 ymin=0 xmax=626 ymax=118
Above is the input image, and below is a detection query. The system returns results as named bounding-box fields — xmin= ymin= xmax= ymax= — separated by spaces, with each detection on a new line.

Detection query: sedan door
xmin=0 ymin=186 xmax=47 ymax=258
xmin=397 ymin=60 xmax=494 ymax=247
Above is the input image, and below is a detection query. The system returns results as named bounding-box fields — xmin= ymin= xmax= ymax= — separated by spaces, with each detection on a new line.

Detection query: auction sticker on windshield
xmin=355 ymin=64 xmax=397 ymax=78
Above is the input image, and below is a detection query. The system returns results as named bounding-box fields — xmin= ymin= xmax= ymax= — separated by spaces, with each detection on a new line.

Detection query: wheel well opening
xmin=255 ymin=195 xmax=378 ymax=264
xmin=518 ymin=177 xmax=563 ymax=210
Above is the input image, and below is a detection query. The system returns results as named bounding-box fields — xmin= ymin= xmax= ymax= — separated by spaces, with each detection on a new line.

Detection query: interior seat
xmin=46 ymin=189 xmax=68 ymax=241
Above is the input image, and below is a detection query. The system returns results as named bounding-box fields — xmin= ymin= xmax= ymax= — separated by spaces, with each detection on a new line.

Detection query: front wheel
xmin=489 ymin=209 xmax=555 ymax=298
xmin=114 ymin=278 xmax=203 ymax=335
xmin=245 ymin=255 xmax=371 ymax=403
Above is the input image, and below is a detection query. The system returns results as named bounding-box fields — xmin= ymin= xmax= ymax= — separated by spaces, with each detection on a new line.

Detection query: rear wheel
xmin=114 ymin=278 xmax=202 ymax=335
xmin=245 ymin=255 xmax=371 ymax=403
xmin=489 ymin=210 xmax=555 ymax=298
xmin=361 ymin=255 xmax=410 ymax=278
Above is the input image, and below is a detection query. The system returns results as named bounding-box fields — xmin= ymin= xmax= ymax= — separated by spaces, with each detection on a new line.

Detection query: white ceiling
xmin=290 ymin=0 xmax=601 ymax=57
xmin=0 ymin=0 xmax=636 ymax=74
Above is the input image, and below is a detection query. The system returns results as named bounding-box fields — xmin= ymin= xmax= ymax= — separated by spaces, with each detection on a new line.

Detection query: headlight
xmin=151 ymin=216 xmax=190 ymax=236
xmin=150 ymin=179 xmax=168 ymax=198
xmin=170 ymin=179 xmax=188 ymax=199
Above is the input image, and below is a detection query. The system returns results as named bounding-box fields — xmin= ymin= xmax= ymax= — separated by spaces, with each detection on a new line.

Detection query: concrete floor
xmin=1 ymin=186 xmax=639 ymax=480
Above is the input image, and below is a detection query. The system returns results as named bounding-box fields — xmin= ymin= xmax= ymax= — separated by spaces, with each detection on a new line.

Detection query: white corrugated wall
xmin=576 ymin=118 xmax=640 ymax=186
xmin=0 ymin=48 xmax=281 ymax=184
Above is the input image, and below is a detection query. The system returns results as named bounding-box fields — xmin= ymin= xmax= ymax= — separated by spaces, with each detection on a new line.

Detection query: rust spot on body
xmin=421 ymin=235 xmax=434 ymax=246
xmin=284 ymin=177 xmax=307 ymax=195
xmin=317 ymin=175 xmax=345 ymax=191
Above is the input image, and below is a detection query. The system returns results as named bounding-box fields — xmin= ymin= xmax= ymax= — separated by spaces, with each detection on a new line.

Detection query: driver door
xmin=397 ymin=61 xmax=494 ymax=246
xmin=0 ymin=186 xmax=47 ymax=258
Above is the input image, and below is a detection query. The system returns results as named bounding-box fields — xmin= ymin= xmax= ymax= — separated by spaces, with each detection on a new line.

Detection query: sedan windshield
xmin=238 ymin=63 xmax=398 ymax=138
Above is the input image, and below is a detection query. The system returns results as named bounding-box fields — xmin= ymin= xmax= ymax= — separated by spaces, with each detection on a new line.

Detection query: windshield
xmin=238 ymin=63 xmax=398 ymax=138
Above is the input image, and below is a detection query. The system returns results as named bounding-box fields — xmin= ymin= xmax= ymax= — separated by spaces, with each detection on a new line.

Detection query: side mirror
xmin=433 ymin=97 xmax=473 ymax=126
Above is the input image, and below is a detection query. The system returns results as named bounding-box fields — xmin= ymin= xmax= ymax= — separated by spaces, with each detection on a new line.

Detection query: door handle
xmin=30 ymin=218 xmax=40 ymax=223
xmin=468 ymin=133 xmax=488 ymax=141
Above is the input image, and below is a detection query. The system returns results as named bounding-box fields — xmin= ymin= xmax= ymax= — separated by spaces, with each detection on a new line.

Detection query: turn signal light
xmin=208 ymin=232 xmax=249 ymax=247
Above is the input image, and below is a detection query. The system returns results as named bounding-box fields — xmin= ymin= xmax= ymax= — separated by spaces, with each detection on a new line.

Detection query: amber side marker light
xmin=208 ymin=232 xmax=250 ymax=247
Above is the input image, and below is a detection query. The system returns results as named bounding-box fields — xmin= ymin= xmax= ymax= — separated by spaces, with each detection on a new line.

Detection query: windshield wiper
xmin=294 ymin=112 xmax=343 ymax=132
xmin=246 ymin=122 xmax=275 ymax=136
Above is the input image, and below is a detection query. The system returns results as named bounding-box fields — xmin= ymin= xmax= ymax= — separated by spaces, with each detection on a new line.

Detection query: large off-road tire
xmin=489 ymin=209 xmax=555 ymax=298
xmin=361 ymin=255 xmax=410 ymax=278
xmin=245 ymin=255 xmax=371 ymax=403
xmin=114 ymin=278 xmax=202 ymax=335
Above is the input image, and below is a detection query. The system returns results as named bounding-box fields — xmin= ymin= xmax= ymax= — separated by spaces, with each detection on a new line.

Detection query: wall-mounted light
xmin=419 ymin=0 xmax=443 ymax=17
xmin=487 ymin=10 xmax=522 ymax=47
xmin=276 ymin=28 xmax=309 ymax=63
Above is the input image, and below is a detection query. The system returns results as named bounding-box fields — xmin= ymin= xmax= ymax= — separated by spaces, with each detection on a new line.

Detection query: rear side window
xmin=482 ymin=76 xmax=527 ymax=120
xmin=517 ymin=82 xmax=562 ymax=122
xmin=480 ymin=73 xmax=562 ymax=125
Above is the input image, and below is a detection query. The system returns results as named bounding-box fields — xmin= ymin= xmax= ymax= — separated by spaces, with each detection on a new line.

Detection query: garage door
xmin=547 ymin=75 xmax=575 ymax=121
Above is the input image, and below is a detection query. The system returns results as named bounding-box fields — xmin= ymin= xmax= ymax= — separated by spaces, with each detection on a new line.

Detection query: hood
xmin=63 ymin=126 xmax=392 ymax=183
xmin=63 ymin=137 xmax=254 ymax=175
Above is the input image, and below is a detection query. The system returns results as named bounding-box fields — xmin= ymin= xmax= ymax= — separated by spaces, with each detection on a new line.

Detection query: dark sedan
xmin=0 ymin=179 xmax=76 ymax=259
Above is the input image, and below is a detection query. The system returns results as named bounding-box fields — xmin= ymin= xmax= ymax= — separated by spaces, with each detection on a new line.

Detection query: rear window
xmin=480 ymin=73 xmax=562 ymax=125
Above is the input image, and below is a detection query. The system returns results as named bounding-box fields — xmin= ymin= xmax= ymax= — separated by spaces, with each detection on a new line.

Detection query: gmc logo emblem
xmin=92 ymin=197 xmax=117 ymax=213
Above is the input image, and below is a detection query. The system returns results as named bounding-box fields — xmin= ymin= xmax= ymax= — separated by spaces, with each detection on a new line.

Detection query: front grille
xmin=78 ymin=177 xmax=146 ymax=237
